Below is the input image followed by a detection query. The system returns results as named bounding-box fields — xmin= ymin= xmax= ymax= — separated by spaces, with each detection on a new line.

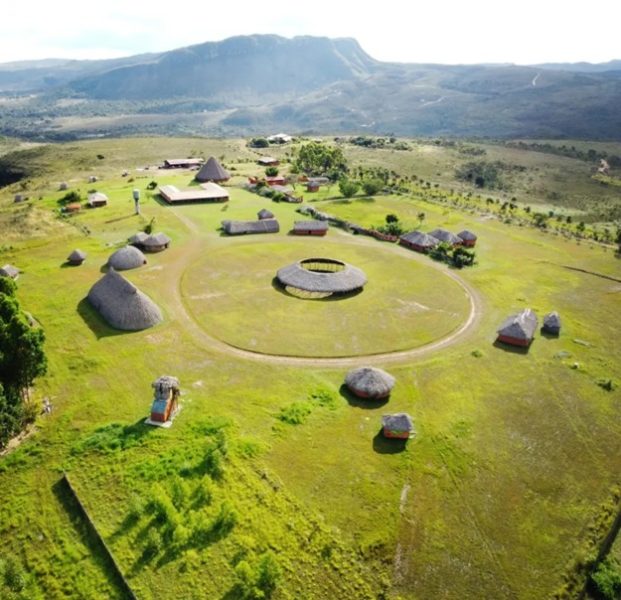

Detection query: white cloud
xmin=1 ymin=0 xmax=620 ymax=64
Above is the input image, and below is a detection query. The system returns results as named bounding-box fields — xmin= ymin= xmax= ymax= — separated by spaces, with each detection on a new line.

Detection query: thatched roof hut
xmin=399 ymin=231 xmax=440 ymax=253
xmin=0 ymin=264 xmax=19 ymax=280
xmin=497 ymin=308 xmax=538 ymax=347
xmin=59 ymin=182 xmax=69 ymax=191
xmin=195 ymin=157 xmax=230 ymax=183
xmin=542 ymin=311 xmax=561 ymax=335
xmin=67 ymin=249 xmax=87 ymax=265
xmin=345 ymin=367 xmax=395 ymax=399
xmin=14 ymin=194 xmax=26 ymax=203
xmin=381 ymin=413 xmax=414 ymax=439
xmin=108 ymin=246 xmax=147 ymax=271
xmin=128 ymin=232 xmax=149 ymax=247
xmin=221 ymin=219 xmax=280 ymax=235
xmin=257 ymin=208 xmax=274 ymax=220
xmin=429 ymin=229 xmax=463 ymax=245
xmin=88 ymin=175 xmax=98 ymax=183
xmin=277 ymin=259 xmax=366 ymax=297
xmin=457 ymin=230 xmax=477 ymax=247
xmin=292 ymin=220 xmax=329 ymax=236
xmin=143 ymin=233 xmax=171 ymax=252
xmin=87 ymin=269 xmax=162 ymax=331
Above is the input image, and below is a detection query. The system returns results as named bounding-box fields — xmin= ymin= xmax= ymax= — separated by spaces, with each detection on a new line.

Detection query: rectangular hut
xmin=292 ymin=220 xmax=328 ymax=236
xmin=222 ymin=219 xmax=280 ymax=235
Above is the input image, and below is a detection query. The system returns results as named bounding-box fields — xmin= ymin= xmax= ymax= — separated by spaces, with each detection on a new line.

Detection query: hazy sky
xmin=1 ymin=0 xmax=620 ymax=65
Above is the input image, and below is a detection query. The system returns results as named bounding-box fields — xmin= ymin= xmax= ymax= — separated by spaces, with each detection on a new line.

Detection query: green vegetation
xmin=338 ymin=177 xmax=359 ymax=198
xmin=0 ymin=276 xmax=47 ymax=447
xmin=0 ymin=136 xmax=620 ymax=600
xmin=294 ymin=142 xmax=347 ymax=180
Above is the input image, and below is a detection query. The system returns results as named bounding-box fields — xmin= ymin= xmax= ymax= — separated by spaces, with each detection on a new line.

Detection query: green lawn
xmin=0 ymin=138 xmax=620 ymax=600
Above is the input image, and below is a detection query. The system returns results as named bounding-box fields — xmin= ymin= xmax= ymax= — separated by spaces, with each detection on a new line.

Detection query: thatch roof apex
xmin=143 ymin=232 xmax=171 ymax=247
xmin=429 ymin=228 xmax=463 ymax=244
xmin=457 ymin=229 xmax=477 ymax=241
xmin=543 ymin=311 xmax=561 ymax=328
xmin=0 ymin=264 xmax=19 ymax=279
xmin=400 ymin=231 xmax=439 ymax=247
xmin=195 ymin=156 xmax=230 ymax=182
xmin=345 ymin=367 xmax=395 ymax=399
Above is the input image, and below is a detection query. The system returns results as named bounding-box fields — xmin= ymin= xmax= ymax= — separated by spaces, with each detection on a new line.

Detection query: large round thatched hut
xmin=142 ymin=233 xmax=171 ymax=253
xmin=195 ymin=156 xmax=230 ymax=183
xmin=87 ymin=269 xmax=162 ymax=331
xmin=108 ymin=246 xmax=147 ymax=271
xmin=276 ymin=258 xmax=366 ymax=298
xmin=345 ymin=367 xmax=396 ymax=399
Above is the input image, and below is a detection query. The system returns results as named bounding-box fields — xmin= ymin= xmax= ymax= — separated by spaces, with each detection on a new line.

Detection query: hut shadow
xmin=372 ymin=430 xmax=408 ymax=454
xmin=271 ymin=278 xmax=363 ymax=302
xmin=77 ymin=297 xmax=130 ymax=339
xmin=540 ymin=329 xmax=560 ymax=340
xmin=104 ymin=214 xmax=137 ymax=224
xmin=339 ymin=384 xmax=389 ymax=409
xmin=52 ymin=478 xmax=129 ymax=592
xmin=60 ymin=261 xmax=83 ymax=269
xmin=492 ymin=339 xmax=531 ymax=355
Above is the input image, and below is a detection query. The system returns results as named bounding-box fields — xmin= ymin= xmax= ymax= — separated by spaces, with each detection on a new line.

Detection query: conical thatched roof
xmin=457 ymin=230 xmax=477 ymax=241
xmin=67 ymin=249 xmax=87 ymax=264
xmin=497 ymin=308 xmax=538 ymax=341
xmin=108 ymin=246 xmax=147 ymax=271
xmin=543 ymin=311 xmax=561 ymax=332
xmin=429 ymin=229 xmax=463 ymax=245
xmin=87 ymin=269 xmax=162 ymax=331
xmin=195 ymin=156 xmax=230 ymax=182
xmin=345 ymin=367 xmax=396 ymax=399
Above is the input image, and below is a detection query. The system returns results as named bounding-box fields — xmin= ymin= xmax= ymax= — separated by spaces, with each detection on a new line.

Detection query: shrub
xmin=143 ymin=528 xmax=162 ymax=559
xmin=338 ymin=178 xmax=359 ymax=198
xmin=57 ymin=190 xmax=82 ymax=206
xmin=591 ymin=558 xmax=621 ymax=599
xmin=250 ymin=138 xmax=269 ymax=148
xmin=265 ymin=166 xmax=279 ymax=177
xmin=362 ymin=178 xmax=383 ymax=196
xmin=234 ymin=551 xmax=281 ymax=599
xmin=278 ymin=402 xmax=312 ymax=425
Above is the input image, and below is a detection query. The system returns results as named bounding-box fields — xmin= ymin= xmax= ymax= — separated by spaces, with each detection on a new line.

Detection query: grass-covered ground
xmin=0 ymin=137 xmax=620 ymax=599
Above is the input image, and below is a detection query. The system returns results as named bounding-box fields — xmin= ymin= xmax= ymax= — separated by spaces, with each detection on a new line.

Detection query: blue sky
xmin=1 ymin=0 xmax=620 ymax=64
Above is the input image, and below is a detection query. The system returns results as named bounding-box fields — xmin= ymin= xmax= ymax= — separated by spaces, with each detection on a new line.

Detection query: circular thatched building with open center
xmin=276 ymin=258 xmax=367 ymax=299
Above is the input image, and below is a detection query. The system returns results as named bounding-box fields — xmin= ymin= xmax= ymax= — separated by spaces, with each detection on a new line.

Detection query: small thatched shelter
xmin=87 ymin=269 xmax=162 ymax=331
xmin=65 ymin=202 xmax=81 ymax=213
xmin=14 ymin=194 xmax=26 ymax=203
xmin=67 ymin=249 xmax=87 ymax=265
xmin=381 ymin=413 xmax=415 ymax=439
xmin=0 ymin=264 xmax=19 ymax=280
xmin=195 ymin=157 xmax=230 ymax=183
xmin=542 ymin=311 xmax=561 ymax=335
xmin=497 ymin=308 xmax=538 ymax=347
xmin=142 ymin=233 xmax=171 ymax=252
xmin=108 ymin=246 xmax=147 ymax=271
xmin=429 ymin=229 xmax=463 ymax=245
xmin=257 ymin=208 xmax=274 ymax=220
xmin=88 ymin=175 xmax=98 ymax=183
xmin=457 ymin=230 xmax=477 ymax=247
xmin=59 ymin=182 xmax=69 ymax=191
xmin=345 ymin=367 xmax=396 ymax=399
xmin=150 ymin=375 xmax=180 ymax=423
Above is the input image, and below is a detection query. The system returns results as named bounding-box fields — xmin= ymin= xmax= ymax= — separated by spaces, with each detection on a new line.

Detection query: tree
xmin=361 ymin=178 xmax=383 ymax=196
xmin=417 ymin=212 xmax=426 ymax=227
xmin=591 ymin=558 xmax=621 ymax=599
xmin=249 ymin=138 xmax=269 ymax=148
xmin=294 ymin=142 xmax=347 ymax=180
xmin=265 ymin=166 xmax=279 ymax=177
xmin=451 ymin=247 xmax=476 ymax=268
xmin=338 ymin=178 xmax=359 ymax=198
xmin=385 ymin=214 xmax=399 ymax=224
xmin=0 ymin=280 xmax=46 ymax=447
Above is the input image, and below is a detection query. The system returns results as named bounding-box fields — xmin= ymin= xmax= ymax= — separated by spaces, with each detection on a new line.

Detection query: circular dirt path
xmin=162 ymin=208 xmax=483 ymax=367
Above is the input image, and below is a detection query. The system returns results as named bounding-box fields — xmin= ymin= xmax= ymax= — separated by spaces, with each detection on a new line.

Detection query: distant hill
xmin=1 ymin=35 xmax=620 ymax=139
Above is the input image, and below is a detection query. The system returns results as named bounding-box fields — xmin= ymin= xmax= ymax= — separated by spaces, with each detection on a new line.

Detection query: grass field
xmin=0 ymin=137 xmax=620 ymax=599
